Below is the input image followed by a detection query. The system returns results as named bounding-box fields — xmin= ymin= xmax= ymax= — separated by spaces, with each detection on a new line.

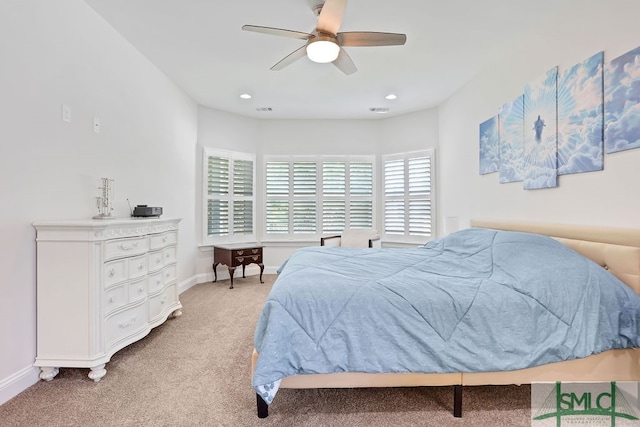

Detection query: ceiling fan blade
xmin=270 ymin=45 xmax=308 ymax=71
xmin=332 ymin=47 xmax=357 ymax=75
xmin=242 ymin=25 xmax=313 ymax=40
xmin=316 ymin=0 xmax=347 ymax=36
xmin=337 ymin=32 xmax=407 ymax=47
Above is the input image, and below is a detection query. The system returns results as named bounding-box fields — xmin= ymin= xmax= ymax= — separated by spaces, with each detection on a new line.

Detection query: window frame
xmin=262 ymin=155 xmax=376 ymax=241
xmin=202 ymin=147 xmax=256 ymax=245
xmin=382 ymin=149 xmax=436 ymax=244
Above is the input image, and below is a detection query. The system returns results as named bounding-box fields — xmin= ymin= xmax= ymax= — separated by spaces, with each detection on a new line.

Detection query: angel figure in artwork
xmin=533 ymin=114 xmax=546 ymax=142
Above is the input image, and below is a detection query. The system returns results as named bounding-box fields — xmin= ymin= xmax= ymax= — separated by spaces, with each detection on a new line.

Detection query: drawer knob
xmin=138 ymin=263 xmax=144 ymax=270
xmin=237 ymin=250 xmax=244 ymax=255
xmin=252 ymin=256 xmax=258 ymax=261
xmin=108 ymin=269 xmax=116 ymax=277
xmin=156 ymin=258 xmax=161 ymax=264
xmin=139 ymin=287 xmax=144 ymax=293
xmin=166 ymin=253 xmax=170 ymax=258
xmin=109 ymin=296 xmax=114 ymax=303
xmin=162 ymin=237 xmax=167 ymax=243
xmin=252 ymin=249 xmax=258 ymax=254
xmin=237 ymin=257 xmax=244 ymax=263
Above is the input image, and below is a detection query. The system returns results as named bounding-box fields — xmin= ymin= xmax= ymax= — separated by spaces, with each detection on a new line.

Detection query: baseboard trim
xmin=0 ymin=365 xmax=40 ymax=406
xmin=177 ymin=275 xmax=199 ymax=295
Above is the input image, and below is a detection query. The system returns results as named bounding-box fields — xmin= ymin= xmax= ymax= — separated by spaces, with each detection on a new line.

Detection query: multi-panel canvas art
xmin=480 ymin=44 xmax=640 ymax=190
xmin=498 ymin=95 xmax=524 ymax=183
xmin=523 ymin=67 xmax=558 ymax=190
xmin=479 ymin=116 xmax=499 ymax=174
xmin=557 ymin=51 xmax=604 ymax=175
xmin=604 ymin=45 xmax=640 ymax=153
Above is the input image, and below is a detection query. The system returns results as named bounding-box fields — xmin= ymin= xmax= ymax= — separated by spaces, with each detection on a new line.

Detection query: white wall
xmin=0 ymin=0 xmax=198 ymax=404
xmin=438 ymin=0 xmax=640 ymax=234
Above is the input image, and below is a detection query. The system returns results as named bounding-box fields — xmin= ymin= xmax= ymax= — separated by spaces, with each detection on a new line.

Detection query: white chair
xmin=320 ymin=229 xmax=381 ymax=248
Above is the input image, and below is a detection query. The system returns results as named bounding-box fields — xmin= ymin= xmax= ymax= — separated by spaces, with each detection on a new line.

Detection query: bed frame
xmin=252 ymin=220 xmax=640 ymax=418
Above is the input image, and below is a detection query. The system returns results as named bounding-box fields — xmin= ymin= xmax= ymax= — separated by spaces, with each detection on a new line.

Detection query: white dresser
xmin=32 ymin=218 xmax=182 ymax=382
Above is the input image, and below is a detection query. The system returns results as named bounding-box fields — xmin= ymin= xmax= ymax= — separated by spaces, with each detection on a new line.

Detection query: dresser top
xmin=33 ymin=217 xmax=181 ymax=228
xmin=33 ymin=218 xmax=181 ymax=242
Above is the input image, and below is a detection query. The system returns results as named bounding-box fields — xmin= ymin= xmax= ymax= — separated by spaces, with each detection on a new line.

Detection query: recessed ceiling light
xmin=240 ymin=93 xmax=252 ymax=99
xmin=385 ymin=94 xmax=397 ymax=100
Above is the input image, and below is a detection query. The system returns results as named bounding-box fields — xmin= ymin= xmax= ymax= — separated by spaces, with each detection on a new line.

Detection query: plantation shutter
xmin=408 ymin=156 xmax=431 ymax=236
xmin=383 ymin=159 xmax=405 ymax=235
xmin=322 ymin=162 xmax=346 ymax=234
xmin=265 ymin=162 xmax=290 ymax=234
xmin=264 ymin=156 xmax=375 ymax=239
xmin=233 ymin=159 xmax=253 ymax=235
xmin=207 ymin=156 xmax=230 ymax=237
xmin=383 ymin=150 xmax=434 ymax=239
xmin=293 ymin=162 xmax=317 ymax=234
xmin=203 ymin=149 xmax=256 ymax=243
xmin=349 ymin=162 xmax=373 ymax=229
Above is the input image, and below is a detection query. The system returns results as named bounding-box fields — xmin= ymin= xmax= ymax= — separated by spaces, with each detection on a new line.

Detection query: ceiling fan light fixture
xmin=306 ymin=39 xmax=340 ymax=63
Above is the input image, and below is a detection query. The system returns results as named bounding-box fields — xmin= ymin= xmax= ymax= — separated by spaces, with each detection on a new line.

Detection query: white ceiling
xmin=83 ymin=0 xmax=562 ymax=120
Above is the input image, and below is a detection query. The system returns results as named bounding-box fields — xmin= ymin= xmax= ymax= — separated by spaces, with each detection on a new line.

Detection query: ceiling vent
xmin=369 ymin=107 xmax=390 ymax=114
xmin=256 ymin=107 xmax=273 ymax=112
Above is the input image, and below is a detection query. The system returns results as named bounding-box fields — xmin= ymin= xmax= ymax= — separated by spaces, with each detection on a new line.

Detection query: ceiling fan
xmin=242 ymin=0 xmax=407 ymax=75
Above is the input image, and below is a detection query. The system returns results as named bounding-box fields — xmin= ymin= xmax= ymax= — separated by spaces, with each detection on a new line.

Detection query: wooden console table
xmin=213 ymin=244 xmax=264 ymax=289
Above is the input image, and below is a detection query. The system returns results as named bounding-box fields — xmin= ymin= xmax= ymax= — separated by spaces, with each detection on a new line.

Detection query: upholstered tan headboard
xmin=470 ymin=220 xmax=640 ymax=295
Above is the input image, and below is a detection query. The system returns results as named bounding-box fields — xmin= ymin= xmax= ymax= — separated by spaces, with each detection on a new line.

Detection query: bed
xmin=251 ymin=220 xmax=640 ymax=418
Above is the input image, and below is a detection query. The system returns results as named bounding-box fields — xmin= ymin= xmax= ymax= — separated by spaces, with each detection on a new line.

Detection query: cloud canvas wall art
xmin=557 ymin=51 xmax=604 ymax=175
xmin=604 ymin=45 xmax=640 ymax=153
xmin=479 ymin=115 xmax=499 ymax=174
xmin=498 ymin=95 xmax=524 ymax=183
xmin=523 ymin=67 xmax=558 ymax=190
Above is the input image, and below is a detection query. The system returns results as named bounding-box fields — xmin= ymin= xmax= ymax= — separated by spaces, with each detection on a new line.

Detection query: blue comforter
xmin=253 ymin=228 xmax=640 ymax=404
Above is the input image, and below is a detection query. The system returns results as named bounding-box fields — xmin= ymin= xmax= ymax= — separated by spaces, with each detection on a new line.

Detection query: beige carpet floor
xmin=0 ymin=274 xmax=531 ymax=426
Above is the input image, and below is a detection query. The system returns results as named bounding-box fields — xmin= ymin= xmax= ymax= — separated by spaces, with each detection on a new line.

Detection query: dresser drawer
xmin=104 ymin=285 xmax=127 ymax=315
xmin=235 ymin=254 xmax=262 ymax=265
xmin=233 ymin=247 xmax=262 ymax=257
xmin=104 ymin=237 xmax=148 ymax=261
xmin=128 ymin=254 xmax=148 ymax=279
xmin=105 ymin=302 xmax=148 ymax=349
xmin=104 ymin=255 xmax=148 ymax=289
xmin=149 ymin=232 xmax=177 ymax=251
xmin=148 ymin=250 xmax=164 ymax=272
xmin=162 ymin=264 xmax=177 ymax=284
xmin=128 ymin=277 xmax=146 ymax=304
xmin=104 ymin=259 xmax=127 ymax=288
xmin=149 ymin=284 xmax=177 ymax=321
xmin=148 ymin=270 xmax=164 ymax=294
xmin=163 ymin=246 xmax=177 ymax=264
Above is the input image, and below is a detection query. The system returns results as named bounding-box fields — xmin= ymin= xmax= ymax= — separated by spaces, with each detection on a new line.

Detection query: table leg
xmin=259 ymin=263 xmax=264 ymax=283
xmin=228 ymin=266 xmax=236 ymax=289
xmin=212 ymin=262 xmax=220 ymax=282
xmin=242 ymin=264 xmax=246 ymax=278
